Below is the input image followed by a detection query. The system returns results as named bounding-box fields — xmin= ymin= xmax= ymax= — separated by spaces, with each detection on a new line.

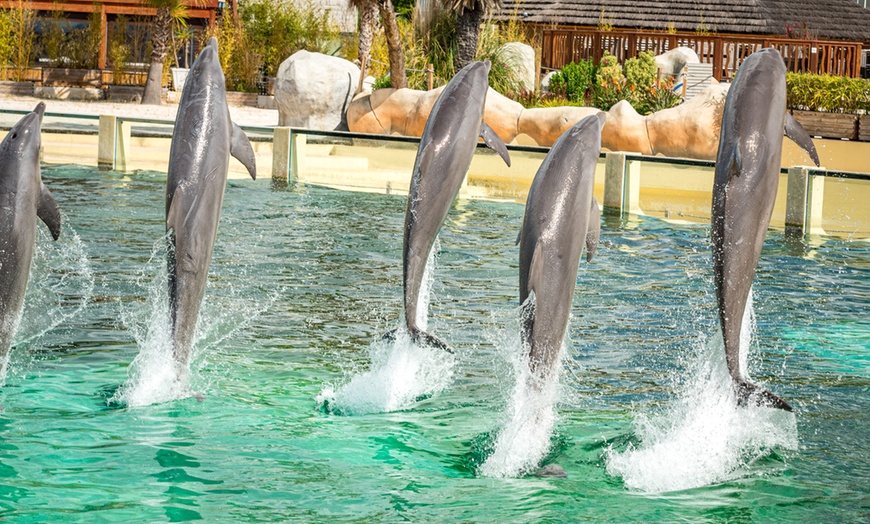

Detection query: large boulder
xmin=655 ymin=47 xmax=700 ymax=76
xmin=496 ymin=42 xmax=536 ymax=92
xmin=646 ymin=84 xmax=728 ymax=160
xmin=274 ymin=50 xmax=360 ymax=130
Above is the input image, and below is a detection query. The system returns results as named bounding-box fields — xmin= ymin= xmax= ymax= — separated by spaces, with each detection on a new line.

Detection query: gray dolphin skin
xmin=400 ymin=60 xmax=511 ymax=349
xmin=166 ymin=37 xmax=256 ymax=368
xmin=711 ymin=48 xmax=820 ymax=411
xmin=0 ymin=103 xmax=61 ymax=370
xmin=518 ymin=113 xmax=604 ymax=379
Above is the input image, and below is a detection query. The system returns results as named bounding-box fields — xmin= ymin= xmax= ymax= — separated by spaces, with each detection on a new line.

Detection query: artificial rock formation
xmin=274 ymin=50 xmax=360 ymax=130
xmin=655 ymin=47 xmax=701 ymax=76
xmin=496 ymin=42 xmax=537 ymax=92
xmin=347 ymin=83 xmax=729 ymax=160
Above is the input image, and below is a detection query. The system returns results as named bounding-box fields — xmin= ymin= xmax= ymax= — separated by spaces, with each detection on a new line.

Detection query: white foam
xmin=480 ymin=308 xmax=563 ymax=478
xmin=317 ymin=329 xmax=455 ymax=415
xmin=479 ymin=363 xmax=560 ymax=478
xmin=605 ymin=294 xmax=798 ymax=493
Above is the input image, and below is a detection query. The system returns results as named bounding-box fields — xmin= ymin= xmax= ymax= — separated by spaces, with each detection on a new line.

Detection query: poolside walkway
xmin=0 ymin=93 xmax=280 ymax=128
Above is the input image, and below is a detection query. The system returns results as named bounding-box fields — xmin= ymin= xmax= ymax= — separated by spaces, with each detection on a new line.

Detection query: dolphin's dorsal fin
xmin=784 ymin=113 xmax=821 ymax=167
xmin=231 ymin=123 xmax=257 ymax=180
xmin=585 ymin=196 xmax=600 ymax=262
xmin=480 ymin=121 xmax=511 ymax=167
xmin=37 ymin=183 xmax=61 ymax=240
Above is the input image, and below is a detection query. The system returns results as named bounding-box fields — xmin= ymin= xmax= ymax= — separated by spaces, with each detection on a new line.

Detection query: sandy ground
xmin=0 ymin=93 xmax=280 ymax=128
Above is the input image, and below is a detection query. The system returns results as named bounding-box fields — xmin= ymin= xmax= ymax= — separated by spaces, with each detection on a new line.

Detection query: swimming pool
xmin=2 ymin=165 xmax=867 ymax=521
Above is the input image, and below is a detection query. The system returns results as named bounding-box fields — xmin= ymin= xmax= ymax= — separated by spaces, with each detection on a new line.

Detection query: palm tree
xmin=348 ymin=0 xmax=379 ymax=91
xmin=141 ymin=0 xmax=188 ymax=105
xmin=376 ymin=0 xmax=407 ymax=88
xmin=448 ymin=0 xmax=501 ymax=72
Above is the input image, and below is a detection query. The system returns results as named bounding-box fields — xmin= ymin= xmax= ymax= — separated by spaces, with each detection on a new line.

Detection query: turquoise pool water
xmin=2 ymin=165 xmax=868 ymax=522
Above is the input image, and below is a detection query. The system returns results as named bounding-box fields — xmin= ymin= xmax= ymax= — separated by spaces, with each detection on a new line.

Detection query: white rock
xmin=496 ymin=42 xmax=536 ymax=92
xmin=274 ymin=50 xmax=361 ymax=130
xmin=655 ymin=47 xmax=700 ymax=76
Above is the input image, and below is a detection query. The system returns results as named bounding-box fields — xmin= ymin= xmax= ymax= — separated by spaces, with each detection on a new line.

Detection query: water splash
xmin=113 ymin=236 xmax=275 ymax=407
xmin=605 ymin=293 xmax=798 ymax=493
xmin=317 ymin=329 xmax=455 ymax=415
xmin=479 ymin=314 xmax=562 ymax=478
xmin=2 ymin=223 xmax=93 ymax=384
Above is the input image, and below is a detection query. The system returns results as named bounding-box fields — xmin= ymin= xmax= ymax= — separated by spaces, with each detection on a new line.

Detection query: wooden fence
xmin=541 ymin=29 xmax=864 ymax=80
xmin=0 ymin=67 xmax=151 ymax=87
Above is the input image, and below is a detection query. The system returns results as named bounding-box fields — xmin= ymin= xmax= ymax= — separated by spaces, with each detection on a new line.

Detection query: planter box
xmin=170 ymin=67 xmax=189 ymax=92
xmin=105 ymin=85 xmax=144 ymax=103
xmin=225 ymin=91 xmax=258 ymax=107
xmin=42 ymin=68 xmax=101 ymax=88
xmin=859 ymin=115 xmax=870 ymax=142
xmin=792 ymin=110 xmax=858 ymax=140
xmin=34 ymin=86 xmax=102 ymax=101
xmin=0 ymin=81 xmax=34 ymax=96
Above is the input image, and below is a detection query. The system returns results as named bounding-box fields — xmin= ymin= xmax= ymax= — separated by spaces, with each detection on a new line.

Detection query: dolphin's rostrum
xmin=0 ymin=103 xmax=61 ymax=374
xmin=397 ymin=60 xmax=510 ymax=350
xmin=165 ymin=37 xmax=256 ymax=369
xmin=518 ymin=113 xmax=604 ymax=380
xmin=711 ymin=48 xmax=820 ymax=411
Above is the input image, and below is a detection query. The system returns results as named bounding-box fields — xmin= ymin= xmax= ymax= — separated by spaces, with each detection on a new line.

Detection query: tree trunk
xmin=141 ymin=5 xmax=172 ymax=105
xmin=455 ymin=6 xmax=482 ymax=72
xmin=358 ymin=0 xmax=378 ymax=75
xmin=377 ymin=0 xmax=407 ymax=89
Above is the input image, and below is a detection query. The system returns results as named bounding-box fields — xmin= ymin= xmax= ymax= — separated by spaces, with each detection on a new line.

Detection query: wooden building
xmin=499 ymin=0 xmax=870 ymax=79
xmin=0 ymin=0 xmax=219 ymax=70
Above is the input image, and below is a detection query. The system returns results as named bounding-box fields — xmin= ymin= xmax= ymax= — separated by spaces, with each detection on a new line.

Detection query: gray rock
xmin=274 ymin=50 xmax=361 ymax=130
xmin=655 ymin=47 xmax=700 ymax=77
xmin=496 ymin=42 xmax=536 ymax=92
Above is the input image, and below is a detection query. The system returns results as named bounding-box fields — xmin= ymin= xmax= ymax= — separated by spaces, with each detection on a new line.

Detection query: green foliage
xmin=43 ymin=4 xmax=65 ymax=66
xmin=595 ymin=51 xmax=623 ymax=86
xmin=786 ymin=72 xmax=870 ymax=114
xmin=506 ymin=50 xmax=682 ymax=114
xmin=109 ymin=15 xmax=132 ymax=82
xmin=9 ymin=1 xmax=36 ymax=79
xmin=548 ymin=59 xmax=597 ymax=103
xmin=0 ymin=9 xmax=15 ymax=72
xmin=207 ymin=0 xmax=340 ymax=92
xmin=624 ymin=51 xmax=657 ymax=90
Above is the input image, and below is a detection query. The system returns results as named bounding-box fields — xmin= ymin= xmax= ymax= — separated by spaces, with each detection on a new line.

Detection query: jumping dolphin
xmin=518 ymin=113 xmax=603 ymax=380
xmin=711 ymin=48 xmax=820 ymax=411
xmin=0 ymin=103 xmax=61 ymax=372
xmin=166 ymin=37 xmax=256 ymax=368
xmin=398 ymin=60 xmax=510 ymax=349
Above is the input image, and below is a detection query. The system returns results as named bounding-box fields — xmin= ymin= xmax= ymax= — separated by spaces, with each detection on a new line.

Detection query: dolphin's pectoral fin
xmin=166 ymin=195 xmax=181 ymax=231
xmin=585 ymin=196 xmax=601 ymax=262
xmin=480 ymin=122 xmax=511 ymax=167
xmin=734 ymin=379 xmax=793 ymax=412
xmin=784 ymin=113 xmax=821 ymax=167
xmin=231 ymin=122 xmax=257 ymax=180
xmin=727 ymin=146 xmax=742 ymax=179
xmin=409 ymin=327 xmax=454 ymax=353
xmin=37 ymin=183 xmax=61 ymax=240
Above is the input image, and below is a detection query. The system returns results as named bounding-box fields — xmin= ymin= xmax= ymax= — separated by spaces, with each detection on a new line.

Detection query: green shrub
xmin=624 ymin=50 xmax=657 ymax=90
xmin=548 ymin=58 xmax=597 ymax=103
xmin=786 ymin=72 xmax=870 ymax=114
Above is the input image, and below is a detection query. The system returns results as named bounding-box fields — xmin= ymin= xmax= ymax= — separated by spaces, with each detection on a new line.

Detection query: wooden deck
xmin=540 ymin=28 xmax=864 ymax=80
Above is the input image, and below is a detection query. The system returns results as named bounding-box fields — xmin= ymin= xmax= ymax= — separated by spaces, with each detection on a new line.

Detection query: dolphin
xmin=0 ymin=103 xmax=61 ymax=371
xmin=711 ymin=48 xmax=819 ymax=411
xmin=518 ymin=113 xmax=603 ymax=380
xmin=398 ymin=60 xmax=510 ymax=349
xmin=165 ymin=37 xmax=256 ymax=368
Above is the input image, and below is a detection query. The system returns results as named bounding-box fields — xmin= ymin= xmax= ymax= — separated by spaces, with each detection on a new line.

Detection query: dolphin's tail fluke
xmin=734 ymin=379 xmax=793 ymax=412
xmin=381 ymin=327 xmax=453 ymax=353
